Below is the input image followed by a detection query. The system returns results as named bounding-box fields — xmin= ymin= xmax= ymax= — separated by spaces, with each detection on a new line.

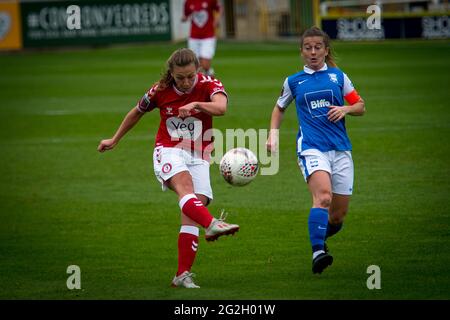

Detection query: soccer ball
xmin=219 ymin=148 xmax=259 ymax=186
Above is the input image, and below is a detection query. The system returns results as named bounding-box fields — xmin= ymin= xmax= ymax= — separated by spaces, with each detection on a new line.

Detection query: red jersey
xmin=184 ymin=0 xmax=220 ymax=39
xmin=137 ymin=73 xmax=227 ymax=155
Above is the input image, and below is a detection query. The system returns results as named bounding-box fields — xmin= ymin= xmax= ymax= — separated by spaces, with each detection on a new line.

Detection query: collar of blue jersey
xmin=303 ymin=63 xmax=328 ymax=74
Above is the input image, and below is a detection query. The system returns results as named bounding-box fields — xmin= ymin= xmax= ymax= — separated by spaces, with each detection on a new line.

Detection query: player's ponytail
xmin=300 ymin=26 xmax=337 ymax=68
xmin=157 ymin=48 xmax=200 ymax=91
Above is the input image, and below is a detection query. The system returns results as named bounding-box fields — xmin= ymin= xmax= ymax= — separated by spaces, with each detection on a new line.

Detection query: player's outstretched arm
xmin=266 ymin=104 xmax=285 ymax=153
xmin=97 ymin=105 xmax=145 ymax=152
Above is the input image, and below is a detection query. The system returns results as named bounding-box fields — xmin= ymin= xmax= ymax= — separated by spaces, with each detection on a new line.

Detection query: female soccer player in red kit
xmin=98 ymin=48 xmax=239 ymax=288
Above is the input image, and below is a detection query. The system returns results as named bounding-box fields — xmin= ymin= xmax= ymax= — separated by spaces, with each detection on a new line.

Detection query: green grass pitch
xmin=0 ymin=40 xmax=449 ymax=299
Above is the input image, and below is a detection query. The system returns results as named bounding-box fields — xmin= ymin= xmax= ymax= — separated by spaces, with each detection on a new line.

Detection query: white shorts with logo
xmin=153 ymin=146 xmax=213 ymax=200
xmin=298 ymin=149 xmax=354 ymax=195
xmin=188 ymin=37 xmax=216 ymax=60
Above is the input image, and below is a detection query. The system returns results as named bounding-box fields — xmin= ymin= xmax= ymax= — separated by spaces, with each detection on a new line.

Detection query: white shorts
xmin=153 ymin=146 xmax=213 ymax=200
xmin=188 ymin=37 xmax=216 ymax=60
xmin=298 ymin=149 xmax=354 ymax=195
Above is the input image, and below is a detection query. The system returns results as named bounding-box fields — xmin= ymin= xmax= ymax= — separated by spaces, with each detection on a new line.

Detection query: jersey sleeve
xmin=136 ymin=84 xmax=158 ymax=113
xmin=343 ymin=73 xmax=362 ymax=105
xmin=206 ymin=77 xmax=228 ymax=101
xmin=276 ymin=78 xmax=294 ymax=109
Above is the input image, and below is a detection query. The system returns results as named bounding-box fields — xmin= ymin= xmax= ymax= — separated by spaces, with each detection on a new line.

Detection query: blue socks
xmin=308 ymin=208 xmax=329 ymax=253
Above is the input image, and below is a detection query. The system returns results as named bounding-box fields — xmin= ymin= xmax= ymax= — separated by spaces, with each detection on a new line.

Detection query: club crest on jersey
xmin=328 ymin=73 xmax=338 ymax=84
xmin=166 ymin=107 xmax=174 ymax=115
xmin=193 ymin=10 xmax=208 ymax=28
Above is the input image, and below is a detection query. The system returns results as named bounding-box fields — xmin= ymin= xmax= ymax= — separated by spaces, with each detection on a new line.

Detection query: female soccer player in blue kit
xmin=266 ymin=27 xmax=366 ymax=274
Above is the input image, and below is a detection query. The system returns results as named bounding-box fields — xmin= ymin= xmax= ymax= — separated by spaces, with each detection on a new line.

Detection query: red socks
xmin=177 ymin=226 xmax=199 ymax=276
xmin=179 ymin=194 xmax=213 ymax=228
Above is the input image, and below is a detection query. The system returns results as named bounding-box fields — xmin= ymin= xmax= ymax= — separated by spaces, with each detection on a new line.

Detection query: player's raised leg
xmin=169 ymin=172 xmax=239 ymax=241
xmin=169 ymin=172 xmax=213 ymax=228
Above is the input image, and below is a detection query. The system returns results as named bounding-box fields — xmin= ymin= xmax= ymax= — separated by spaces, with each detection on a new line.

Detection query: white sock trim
xmin=313 ymin=250 xmax=325 ymax=260
xmin=179 ymin=194 xmax=198 ymax=210
xmin=180 ymin=225 xmax=200 ymax=237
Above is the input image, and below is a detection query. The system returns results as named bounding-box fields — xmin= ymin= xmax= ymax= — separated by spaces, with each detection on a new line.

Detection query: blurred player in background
xmin=182 ymin=0 xmax=222 ymax=76
xmin=98 ymin=48 xmax=239 ymax=288
xmin=266 ymin=27 xmax=365 ymax=274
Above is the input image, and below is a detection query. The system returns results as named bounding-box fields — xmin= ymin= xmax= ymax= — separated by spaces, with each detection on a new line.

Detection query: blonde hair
xmin=157 ymin=48 xmax=199 ymax=91
xmin=300 ymin=26 xmax=337 ymax=67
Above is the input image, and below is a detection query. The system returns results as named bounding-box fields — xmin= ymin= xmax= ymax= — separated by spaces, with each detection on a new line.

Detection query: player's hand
xmin=178 ymin=103 xmax=199 ymax=118
xmin=327 ymin=106 xmax=347 ymax=123
xmin=266 ymin=139 xmax=276 ymax=153
xmin=97 ymin=138 xmax=117 ymax=152
xmin=266 ymin=131 xmax=279 ymax=153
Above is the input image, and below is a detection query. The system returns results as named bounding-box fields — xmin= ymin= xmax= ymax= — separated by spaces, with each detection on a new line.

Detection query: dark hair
xmin=157 ymin=48 xmax=199 ymax=91
xmin=300 ymin=26 xmax=337 ymax=67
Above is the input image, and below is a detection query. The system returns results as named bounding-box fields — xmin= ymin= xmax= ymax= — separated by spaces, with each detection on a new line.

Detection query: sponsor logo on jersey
xmin=304 ymin=89 xmax=334 ymax=118
xmin=310 ymin=99 xmax=331 ymax=109
xmin=166 ymin=116 xmax=203 ymax=140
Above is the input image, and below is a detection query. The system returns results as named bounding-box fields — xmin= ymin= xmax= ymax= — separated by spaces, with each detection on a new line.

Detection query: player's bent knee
xmin=315 ymin=192 xmax=332 ymax=208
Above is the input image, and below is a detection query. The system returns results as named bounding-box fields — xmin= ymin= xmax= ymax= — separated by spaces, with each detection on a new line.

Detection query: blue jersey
xmin=277 ymin=64 xmax=357 ymax=154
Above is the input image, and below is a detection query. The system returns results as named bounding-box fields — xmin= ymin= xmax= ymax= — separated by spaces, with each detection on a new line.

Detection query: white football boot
xmin=205 ymin=210 xmax=240 ymax=242
xmin=171 ymin=271 xmax=200 ymax=288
